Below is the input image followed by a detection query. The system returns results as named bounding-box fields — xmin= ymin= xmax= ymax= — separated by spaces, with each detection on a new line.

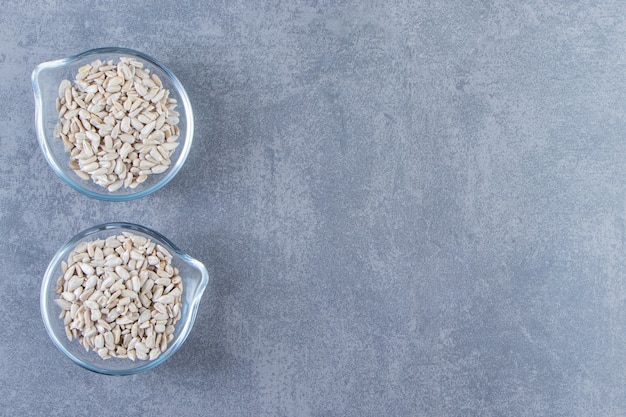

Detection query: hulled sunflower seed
xmin=53 ymin=232 xmax=183 ymax=361
xmin=53 ymin=57 xmax=181 ymax=191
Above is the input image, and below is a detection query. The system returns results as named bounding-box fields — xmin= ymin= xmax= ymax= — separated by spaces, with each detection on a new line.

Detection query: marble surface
xmin=2 ymin=1 xmax=626 ymax=415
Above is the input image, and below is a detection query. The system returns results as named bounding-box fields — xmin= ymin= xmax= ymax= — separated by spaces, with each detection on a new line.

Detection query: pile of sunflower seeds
xmin=53 ymin=57 xmax=180 ymax=191
xmin=54 ymin=232 xmax=183 ymax=361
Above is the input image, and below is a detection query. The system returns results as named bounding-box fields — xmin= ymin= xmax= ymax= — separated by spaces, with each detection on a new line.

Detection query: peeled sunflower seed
xmin=53 ymin=57 xmax=181 ymax=191
xmin=54 ymin=232 xmax=183 ymax=361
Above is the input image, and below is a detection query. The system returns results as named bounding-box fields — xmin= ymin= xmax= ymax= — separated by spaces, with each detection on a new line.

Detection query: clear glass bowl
xmin=32 ymin=47 xmax=194 ymax=201
xmin=40 ymin=222 xmax=209 ymax=375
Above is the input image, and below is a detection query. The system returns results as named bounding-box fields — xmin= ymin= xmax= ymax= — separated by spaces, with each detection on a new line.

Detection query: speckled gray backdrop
xmin=2 ymin=1 xmax=626 ymax=416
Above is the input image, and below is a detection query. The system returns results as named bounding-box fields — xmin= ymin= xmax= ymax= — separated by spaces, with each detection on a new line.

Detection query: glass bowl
xmin=32 ymin=47 xmax=194 ymax=201
xmin=40 ymin=222 xmax=209 ymax=375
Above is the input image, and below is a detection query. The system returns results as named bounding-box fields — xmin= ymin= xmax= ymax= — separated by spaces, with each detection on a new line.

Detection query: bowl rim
xmin=40 ymin=222 xmax=209 ymax=375
xmin=32 ymin=47 xmax=194 ymax=202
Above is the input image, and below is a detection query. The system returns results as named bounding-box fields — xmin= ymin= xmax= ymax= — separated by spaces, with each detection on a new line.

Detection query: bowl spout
xmin=175 ymin=254 xmax=209 ymax=343
xmin=32 ymin=58 xmax=72 ymax=183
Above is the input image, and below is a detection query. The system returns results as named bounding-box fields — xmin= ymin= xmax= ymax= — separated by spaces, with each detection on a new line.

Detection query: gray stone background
xmin=2 ymin=1 xmax=626 ymax=416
